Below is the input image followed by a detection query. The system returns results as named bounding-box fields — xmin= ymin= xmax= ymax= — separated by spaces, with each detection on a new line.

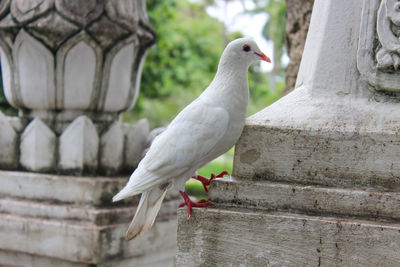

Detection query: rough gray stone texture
xmin=55 ymin=0 xmax=103 ymax=26
xmin=0 ymin=170 xmax=178 ymax=266
xmin=11 ymin=0 xmax=53 ymax=23
xmin=233 ymin=87 xmax=400 ymax=190
xmin=0 ymin=111 xmax=18 ymax=169
xmin=0 ymin=197 xmax=179 ymax=226
xmin=27 ymin=12 xmax=80 ymax=50
xmin=210 ymin=178 xmax=400 ymax=221
xmin=0 ymin=0 xmax=155 ymax=120
xmin=100 ymin=121 xmax=124 ymax=174
xmin=0 ymin=247 xmax=176 ymax=267
xmin=0 ymin=212 xmax=176 ymax=265
xmin=59 ymin=116 xmax=99 ymax=173
xmin=124 ymin=118 xmax=150 ymax=170
xmin=0 ymin=170 xmax=128 ymax=206
xmin=177 ymin=208 xmax=400 ymax=266
xmin=0 ymin=0 xmax=155 ymax=175
xmin=20 ymin=118 xmax=56 ymax=172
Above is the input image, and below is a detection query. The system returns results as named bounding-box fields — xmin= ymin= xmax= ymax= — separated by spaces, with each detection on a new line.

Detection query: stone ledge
xmin=0 ymin=170 xmax=179 ymax=206
xmin=176 ymin=207 xmax=400 ymax=266
xmin=0 ymin=170 xmax=126 ymax=206
xmin=233 ymin=88 xmax=400 ymax=191
xmin=0 ymin=198 xmax=180 ymax=225
xmin=0 ymin=212 xmax=177 ymax=264
xmin=0 ymin=247 xmax=176 ymax=267
xmin=209 ymin=178 xmax=400 ymax=221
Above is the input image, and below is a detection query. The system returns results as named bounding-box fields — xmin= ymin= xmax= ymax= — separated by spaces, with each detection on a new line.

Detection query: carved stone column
xmin=177 ymin=0 xmax=400 ymax=265
xmin=0 ymin=1 xmax=178 ymax=266
xmin=0 ymin=0 xmax=155 ymax=175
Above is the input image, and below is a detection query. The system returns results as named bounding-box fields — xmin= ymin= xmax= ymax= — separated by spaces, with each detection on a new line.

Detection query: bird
xmin=113 ymin=37 xmax=271 ymax=240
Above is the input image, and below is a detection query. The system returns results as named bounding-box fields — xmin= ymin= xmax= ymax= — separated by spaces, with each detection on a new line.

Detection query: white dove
xmin=113 ymin=37 xmax=271 ymax=240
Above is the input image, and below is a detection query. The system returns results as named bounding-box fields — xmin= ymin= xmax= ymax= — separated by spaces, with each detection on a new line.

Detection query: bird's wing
xmin=133 ymin=101 xmax=230 ymax=187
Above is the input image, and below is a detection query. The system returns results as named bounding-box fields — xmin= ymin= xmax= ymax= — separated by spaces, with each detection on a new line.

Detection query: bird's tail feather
xmin=125 ymin=182 xmax=171 ymax=240
xmin=113 ymin=185 xmax=133 ymax=202
xmin=112 ymin=168 xmax=162 ymax=202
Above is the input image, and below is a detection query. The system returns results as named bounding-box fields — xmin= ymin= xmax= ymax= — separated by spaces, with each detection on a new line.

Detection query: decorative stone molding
xmin=358 ymin=0 xmax=400 ymax=92
xmin=0 ymin=1 xmax=179 ymax=266
xmin=0 ymin=171 xmax=178 ymax=266
xmin=20 ymin=118 xmax=56 ymax=172
xmin=0 ymin=0 xmax=154 ymax=121
xmin=0 ymin=111 xmax=18 ymax=169
xmin=0 ymin=0 xmax=155 ymax=175
xmin=58 ymin=116 xmax=99 ymax=173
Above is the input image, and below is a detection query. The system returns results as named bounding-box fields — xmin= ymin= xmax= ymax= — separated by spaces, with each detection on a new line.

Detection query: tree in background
xmin=284 ymin=0 xmax=314 ymax=94
xmin=125 ymin=0 xmax=281 ymax=128
xmin=124 ymin=0 xmax=226 ymax=128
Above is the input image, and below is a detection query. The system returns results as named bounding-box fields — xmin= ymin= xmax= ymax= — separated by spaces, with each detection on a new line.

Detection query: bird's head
xmin=221 ymin=38 xmax=271 ymax=68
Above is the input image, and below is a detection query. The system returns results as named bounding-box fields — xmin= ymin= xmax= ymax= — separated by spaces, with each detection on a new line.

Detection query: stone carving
xmin=0 ymin=0 xmax=155 ymax=175
xmin=11 ymin=0 xmax=53 ymax=23
xmin=358 ymin=0 xmax=400 ymax=92
xmin=20 ymin=118 xmax=56 ymax=172
xmin=376 ymin=0 xmax=400 ymax=70
xmin=124 ymin=118 xmax=150 ymax=169
xmin=0 ymin=0 xmax=154 ymax=121
xmin=14 ymin=30 xmax=55 ymax=109
xmin=0 ymin=2 xmax=178 ymax=266
xmin=0 ymin=111 xmax=17 ymax=169
xmin=59 ymin=116 xmax=99 ymax=173
xmin=55 ymin=0 xmax=103 ymax=26
xmin=100 ymin=121 xmax=124 ymax=174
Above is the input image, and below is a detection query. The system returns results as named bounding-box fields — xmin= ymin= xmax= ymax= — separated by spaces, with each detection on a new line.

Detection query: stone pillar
xmin=176 ymin=0 xmax=400 ymax=265
xmin=0 ymin=1 xmax=178 ymax=266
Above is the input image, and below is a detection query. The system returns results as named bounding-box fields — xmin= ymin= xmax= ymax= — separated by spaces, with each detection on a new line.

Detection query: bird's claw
xmin=179 ymin=191 xmax=214 ymax=218
xmin=214 ymin=170 xmax=229 ymax=178
xmin=193 ymin=170 xmax=229 ymax=193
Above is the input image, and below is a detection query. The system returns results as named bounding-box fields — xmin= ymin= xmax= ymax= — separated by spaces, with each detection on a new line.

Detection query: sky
xmin=205 ymin=0 xmax=275 ymax=71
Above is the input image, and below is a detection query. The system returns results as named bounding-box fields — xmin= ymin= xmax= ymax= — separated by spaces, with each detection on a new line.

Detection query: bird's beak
xmin=255 ymin=52 xmax=271 ymax=63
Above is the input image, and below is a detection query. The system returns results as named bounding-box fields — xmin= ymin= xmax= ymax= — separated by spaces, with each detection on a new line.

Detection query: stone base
xmin=176 ymin=87 xmax=400 ymax=265
xmin=177 ymin=207 xmax=400 ymax=266
xmin=0 ymin=171 xmax=178 ymax=266
xmin=233 ymin=87 xmax=400 ymax=189
xmin=0 ymin=248 xmax=175 ymax=267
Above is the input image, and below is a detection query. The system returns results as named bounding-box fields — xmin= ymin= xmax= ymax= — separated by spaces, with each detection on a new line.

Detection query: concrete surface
xmin=177 ymin=208 xmax=400 ymax=266
xmin=0 ymin=170 xmax=178 ymax=266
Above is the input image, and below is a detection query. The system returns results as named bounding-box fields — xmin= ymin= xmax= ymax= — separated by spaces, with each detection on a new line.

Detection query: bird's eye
xmin=242 ymin=45 xmax=251 ymax=52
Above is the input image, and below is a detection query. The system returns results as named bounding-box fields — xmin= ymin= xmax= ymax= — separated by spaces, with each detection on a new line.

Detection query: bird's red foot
xmin=192 ymin=171 xmax=229 ymax=193
xmin=179 ymin=191 xmax=214 ymax=218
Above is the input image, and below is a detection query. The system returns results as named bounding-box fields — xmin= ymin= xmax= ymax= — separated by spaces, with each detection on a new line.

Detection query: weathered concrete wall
xmin=177 ymin=208 xmax=400 ymax=266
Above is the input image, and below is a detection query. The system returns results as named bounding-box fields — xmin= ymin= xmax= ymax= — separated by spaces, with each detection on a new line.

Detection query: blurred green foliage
xmin=124 ymin=0 xmax=226 ymax=128
xmin=123 ymin=0 xmax=284 ymax=128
